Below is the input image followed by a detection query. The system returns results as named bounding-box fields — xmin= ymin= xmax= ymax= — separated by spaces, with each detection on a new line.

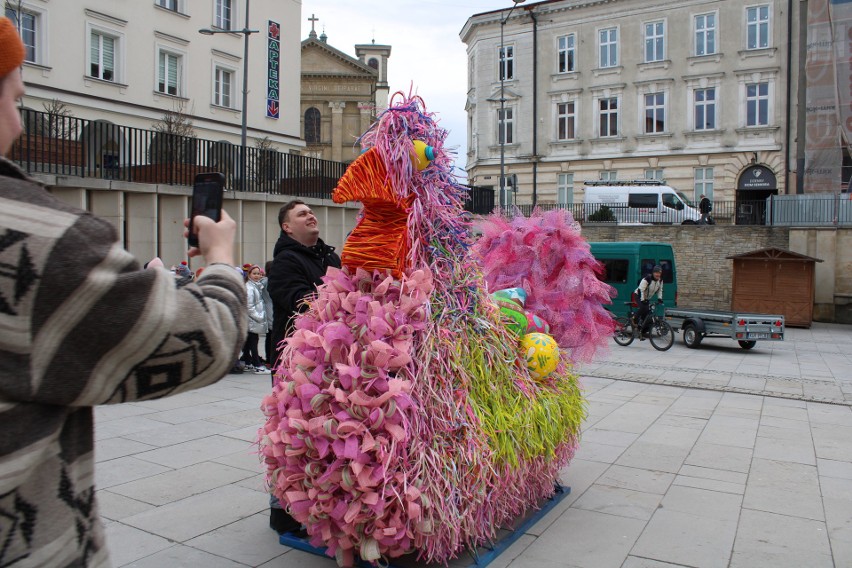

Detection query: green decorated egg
xmin=520 ymin=333 xmax=560 ymax=379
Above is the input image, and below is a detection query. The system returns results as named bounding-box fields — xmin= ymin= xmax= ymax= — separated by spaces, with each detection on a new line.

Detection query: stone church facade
xmin=300 ymin=29 xmax=390 ymax=163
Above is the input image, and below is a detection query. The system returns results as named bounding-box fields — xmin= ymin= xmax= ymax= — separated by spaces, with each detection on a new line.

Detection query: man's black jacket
xmin=267 ymin=232 xmax=340 ymax=360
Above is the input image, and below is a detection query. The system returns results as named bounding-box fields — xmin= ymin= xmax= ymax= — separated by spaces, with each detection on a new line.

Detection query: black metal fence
xmin=10 ymin=108 xmax=496 ymax=214
xmin=494 ymin=196 xmax=852 ymax=226
xmin=498 ymin=201 xmax=766 ymax=225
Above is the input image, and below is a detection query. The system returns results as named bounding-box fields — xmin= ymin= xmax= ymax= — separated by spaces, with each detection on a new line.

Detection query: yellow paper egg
xmin=520 ymin=333 xmax=560 ymax=379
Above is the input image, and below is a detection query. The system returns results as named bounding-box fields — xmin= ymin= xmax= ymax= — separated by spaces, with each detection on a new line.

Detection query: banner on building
xmin=267 ymin=20 xmax=280 ymax=119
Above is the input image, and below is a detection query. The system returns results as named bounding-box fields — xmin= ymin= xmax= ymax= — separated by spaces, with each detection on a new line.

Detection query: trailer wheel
xmin=738 ymin=340 xmax=756 ymax=350
xmin=682 ymin=324 xmax=703 ymax=348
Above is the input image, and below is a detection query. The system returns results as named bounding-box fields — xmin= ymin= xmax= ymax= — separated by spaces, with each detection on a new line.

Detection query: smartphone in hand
xmin=188 ymin=172 xmax=225 ymax=248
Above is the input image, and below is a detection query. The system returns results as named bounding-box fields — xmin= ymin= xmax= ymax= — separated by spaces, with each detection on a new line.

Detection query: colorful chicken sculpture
xmin=258 ymin=93 xmax=614 ymax=566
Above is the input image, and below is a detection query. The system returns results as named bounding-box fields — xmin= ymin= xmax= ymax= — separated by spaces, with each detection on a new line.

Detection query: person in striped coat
xmin=0 ymin=17 xmax=247 ymax=567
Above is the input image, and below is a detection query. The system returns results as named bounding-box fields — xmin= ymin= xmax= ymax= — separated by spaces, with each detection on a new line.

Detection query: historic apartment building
xmin=461 ymin=0 xmax=800 ymax=207
xmin=300 ymin=24 xmax=391 ymax=164
xmin=9 ymin=0 xmax=304 ymax=170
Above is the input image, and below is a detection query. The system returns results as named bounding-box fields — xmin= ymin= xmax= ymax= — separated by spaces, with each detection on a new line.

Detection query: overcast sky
xmin=299 ymin=0 xmax=508 ymax=179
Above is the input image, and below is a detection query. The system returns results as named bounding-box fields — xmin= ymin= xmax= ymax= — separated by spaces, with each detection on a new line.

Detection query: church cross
xmin=308 ymin=14 xmax=319 ymax=33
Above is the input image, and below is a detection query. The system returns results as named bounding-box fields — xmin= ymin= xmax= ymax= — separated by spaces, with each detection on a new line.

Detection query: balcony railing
xmin=10 ymin=108 xmax=496 ymax=214
xmin=496 ymin=196 xmax=852 ymax=226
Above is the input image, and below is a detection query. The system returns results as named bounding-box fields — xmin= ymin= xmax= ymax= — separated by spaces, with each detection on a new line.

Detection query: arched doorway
xmin=736 ymin=164 xmax=777 ymax=225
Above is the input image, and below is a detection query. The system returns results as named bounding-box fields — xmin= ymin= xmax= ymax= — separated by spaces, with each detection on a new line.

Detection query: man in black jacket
xmin=265 ymin=199 xmax=341 ymax=533
xmin=699 ymin=194 xmax=712 ymax=225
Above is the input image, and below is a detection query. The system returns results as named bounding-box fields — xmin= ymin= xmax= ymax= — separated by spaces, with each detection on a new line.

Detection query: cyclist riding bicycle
xmin=634 ymin=265 xmax=664 ymax=340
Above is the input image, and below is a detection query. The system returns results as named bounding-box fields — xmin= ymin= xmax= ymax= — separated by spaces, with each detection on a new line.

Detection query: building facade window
xmin=305 ymin=107 xmax=321 ymax=144
xmin=368 ymin=57 xmax=379 ymax=69
xmin=746 ymin=82 xmax=769 ymax=126
xmin=556 ymin=101 xmax=576 ymax=140
xmin=694 ymin=167 xmax=714 ymax=200
xmin=557 ymin=34 xmax=575 ymax=73
xmin=644 ymin=93 xmax=665 ymax=133
xmin=599 ymin=97 xmax=618 ymax=137
xmin=645 ymin=21 xmax=665 ymax=63
xmin=213 ymin=66 xmax=233 ymax=107
xmin=557 ymin=173 xmax=574 ymax=205
xmin=5 ymin=7 xmax=38 ymax=63
xmin=746 ymin=5 xmax=770 ymax=50
xmin=694 ymin=88 xmax=716 ymax=130
xmin=498 ymin=45 xmax=514 ymax=80
xmin=645 ymin=168 xmax=664 ymax=181
xmin=498 ymin=107 xmax=514 ymax=144
xmin=157 ymin=49 xmax=181 ymax=96
xmin=600 ymin=170 xmax=618 ymax=181
xmin=215 ymin=0 xmax=232 ymax=30
xmin=599 ymin=27 xmax=618 ymax=68
xmin=157 ymin=0 xmax=178 ymax=11
xmin=694 ymin=13 xmax=717 ymax=56
xmin=90 ymin=31 xmax=116 ymax=81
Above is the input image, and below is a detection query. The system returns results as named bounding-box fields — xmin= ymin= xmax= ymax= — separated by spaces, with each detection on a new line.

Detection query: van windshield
xmin=676 ymin=191 xmax=694 ymax=207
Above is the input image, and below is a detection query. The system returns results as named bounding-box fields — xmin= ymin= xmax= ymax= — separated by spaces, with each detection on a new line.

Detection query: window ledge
xmin=551 ymin=71 xmax=580 ymax=82
xmin=635 ymin=132 xmax=674 ymax=141
xmin=688 ymin=53 xmax=723 ymax=65
xmin=590 ymin=136 xmax=625 ymax=144
xmin=685 ymin=128 xmax=725 ymax=138
xmin=738 ymin=47 xmax=777 ymax=59
xmin=210 ymin=103 xmax=241 ymax=113
xmin=550 ymin=139 xmax=582 ymax=146
xmin=488 ymin=143 xmax=520 ymax=151
xmin=592 ymin=66 xmax=623 ymax=78
xmin=22 ymin=61 xmax=51 ymax=72
xmin=85 ymin=76 xmax=128 ymax=88
xmin=154 ymin=5 xmax=190 ymax=18
xmin=735 ymin=125 xmax=780 ymax=134
xmin=153 ymin=90 xmax=189 ymax=101
xmin=638 ymin=60 xmax=671 ymax=71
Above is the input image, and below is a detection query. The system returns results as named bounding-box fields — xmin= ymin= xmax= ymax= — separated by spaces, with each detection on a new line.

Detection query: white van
xmin=583 ymin=180 xmax=702 ymax=225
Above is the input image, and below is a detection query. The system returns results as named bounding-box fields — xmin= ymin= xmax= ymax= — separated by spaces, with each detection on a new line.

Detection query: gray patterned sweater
xmin=0 ymin=158 xmax=247 ymax=567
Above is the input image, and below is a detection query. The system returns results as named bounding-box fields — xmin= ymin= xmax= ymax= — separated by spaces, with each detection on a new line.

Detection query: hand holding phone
xmin=188 ymin=172 xmax=225 ymax=248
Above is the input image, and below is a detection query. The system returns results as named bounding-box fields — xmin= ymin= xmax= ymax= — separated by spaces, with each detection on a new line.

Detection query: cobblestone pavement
xmin=96 ymin=323 xmax=852 ymax=567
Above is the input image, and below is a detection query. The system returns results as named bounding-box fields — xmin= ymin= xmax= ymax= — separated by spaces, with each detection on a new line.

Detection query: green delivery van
xmin=590 ymin=242 xmax=678 ymax=317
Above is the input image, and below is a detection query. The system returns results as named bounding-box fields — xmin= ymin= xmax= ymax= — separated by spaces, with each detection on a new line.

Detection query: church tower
xmin=300 ymin=16 xmax=392 ymax=163
xmin=355 ymin=41 xmax=392 ymax=110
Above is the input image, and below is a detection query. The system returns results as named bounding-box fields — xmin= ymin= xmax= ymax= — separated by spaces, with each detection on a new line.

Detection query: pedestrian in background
xmin=242 ymin=264 xmax=269 ymax=373
xmin=699 ymin=193 xmax=712 ymax=225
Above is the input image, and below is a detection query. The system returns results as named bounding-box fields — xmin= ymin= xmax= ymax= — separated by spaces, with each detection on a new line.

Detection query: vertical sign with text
xmin=267 ymin=20 xmax=280 ymax=119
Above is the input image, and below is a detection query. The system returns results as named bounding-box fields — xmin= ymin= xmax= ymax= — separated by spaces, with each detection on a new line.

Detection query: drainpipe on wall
xmin=784 ymin=0 xmax=793 ymax=194
xmin=531 ymin=9 xmax=539 ymax=207
xmin=796 ymin=0 xmax=808 ymax=194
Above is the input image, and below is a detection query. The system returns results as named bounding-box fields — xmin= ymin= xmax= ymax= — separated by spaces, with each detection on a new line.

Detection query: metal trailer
xmin=664 ymin=308 xmax=785 ymax=349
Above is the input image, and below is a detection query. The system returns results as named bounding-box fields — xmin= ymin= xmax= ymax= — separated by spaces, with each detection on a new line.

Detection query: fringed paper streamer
xmin=473 ymin=208 xmax=617 ymax=363
xmin=333 ymin=148 xmax=413 ymax=279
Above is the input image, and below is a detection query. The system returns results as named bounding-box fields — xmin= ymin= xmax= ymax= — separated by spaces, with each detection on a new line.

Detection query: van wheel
xmin=681 ymin=220 xmax=696 ymax=225
xmin=738 ymin=340 xmax=756 ymax=350
xmin=683 ymin=324 xmax=702 ymax=348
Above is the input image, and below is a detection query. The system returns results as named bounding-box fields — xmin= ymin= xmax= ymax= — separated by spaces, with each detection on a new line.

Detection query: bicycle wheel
xmin=613 ymin=316 xmax=635 ymax=346
xmin=649 ymin=318 xmax=674 ymax=351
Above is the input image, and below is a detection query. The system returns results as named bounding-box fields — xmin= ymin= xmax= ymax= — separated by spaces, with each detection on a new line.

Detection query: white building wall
xmin=461 ymin=0 xmax=795 ymax=204
xmin=15 ymin=0 xmax=303 ymax=151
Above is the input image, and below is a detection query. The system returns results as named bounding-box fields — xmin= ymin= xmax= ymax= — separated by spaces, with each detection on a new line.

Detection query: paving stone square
xmin=94 ymin=323 xmax=852 ymax=566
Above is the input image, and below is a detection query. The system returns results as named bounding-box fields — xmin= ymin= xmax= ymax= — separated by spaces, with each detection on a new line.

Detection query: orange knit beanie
xmin=0 ymin=17 xmax=26 ymax=78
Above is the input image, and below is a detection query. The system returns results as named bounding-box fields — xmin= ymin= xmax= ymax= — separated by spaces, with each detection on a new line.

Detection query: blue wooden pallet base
xmin=278 ymin=484 xmax=571 ymax=567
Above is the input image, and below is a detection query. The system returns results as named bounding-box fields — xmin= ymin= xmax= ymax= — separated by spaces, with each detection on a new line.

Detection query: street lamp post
xmin=200 ymin=0 xmax=258 ymax=192
xmin=499 ymin=0 xmax=526 ymax=208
